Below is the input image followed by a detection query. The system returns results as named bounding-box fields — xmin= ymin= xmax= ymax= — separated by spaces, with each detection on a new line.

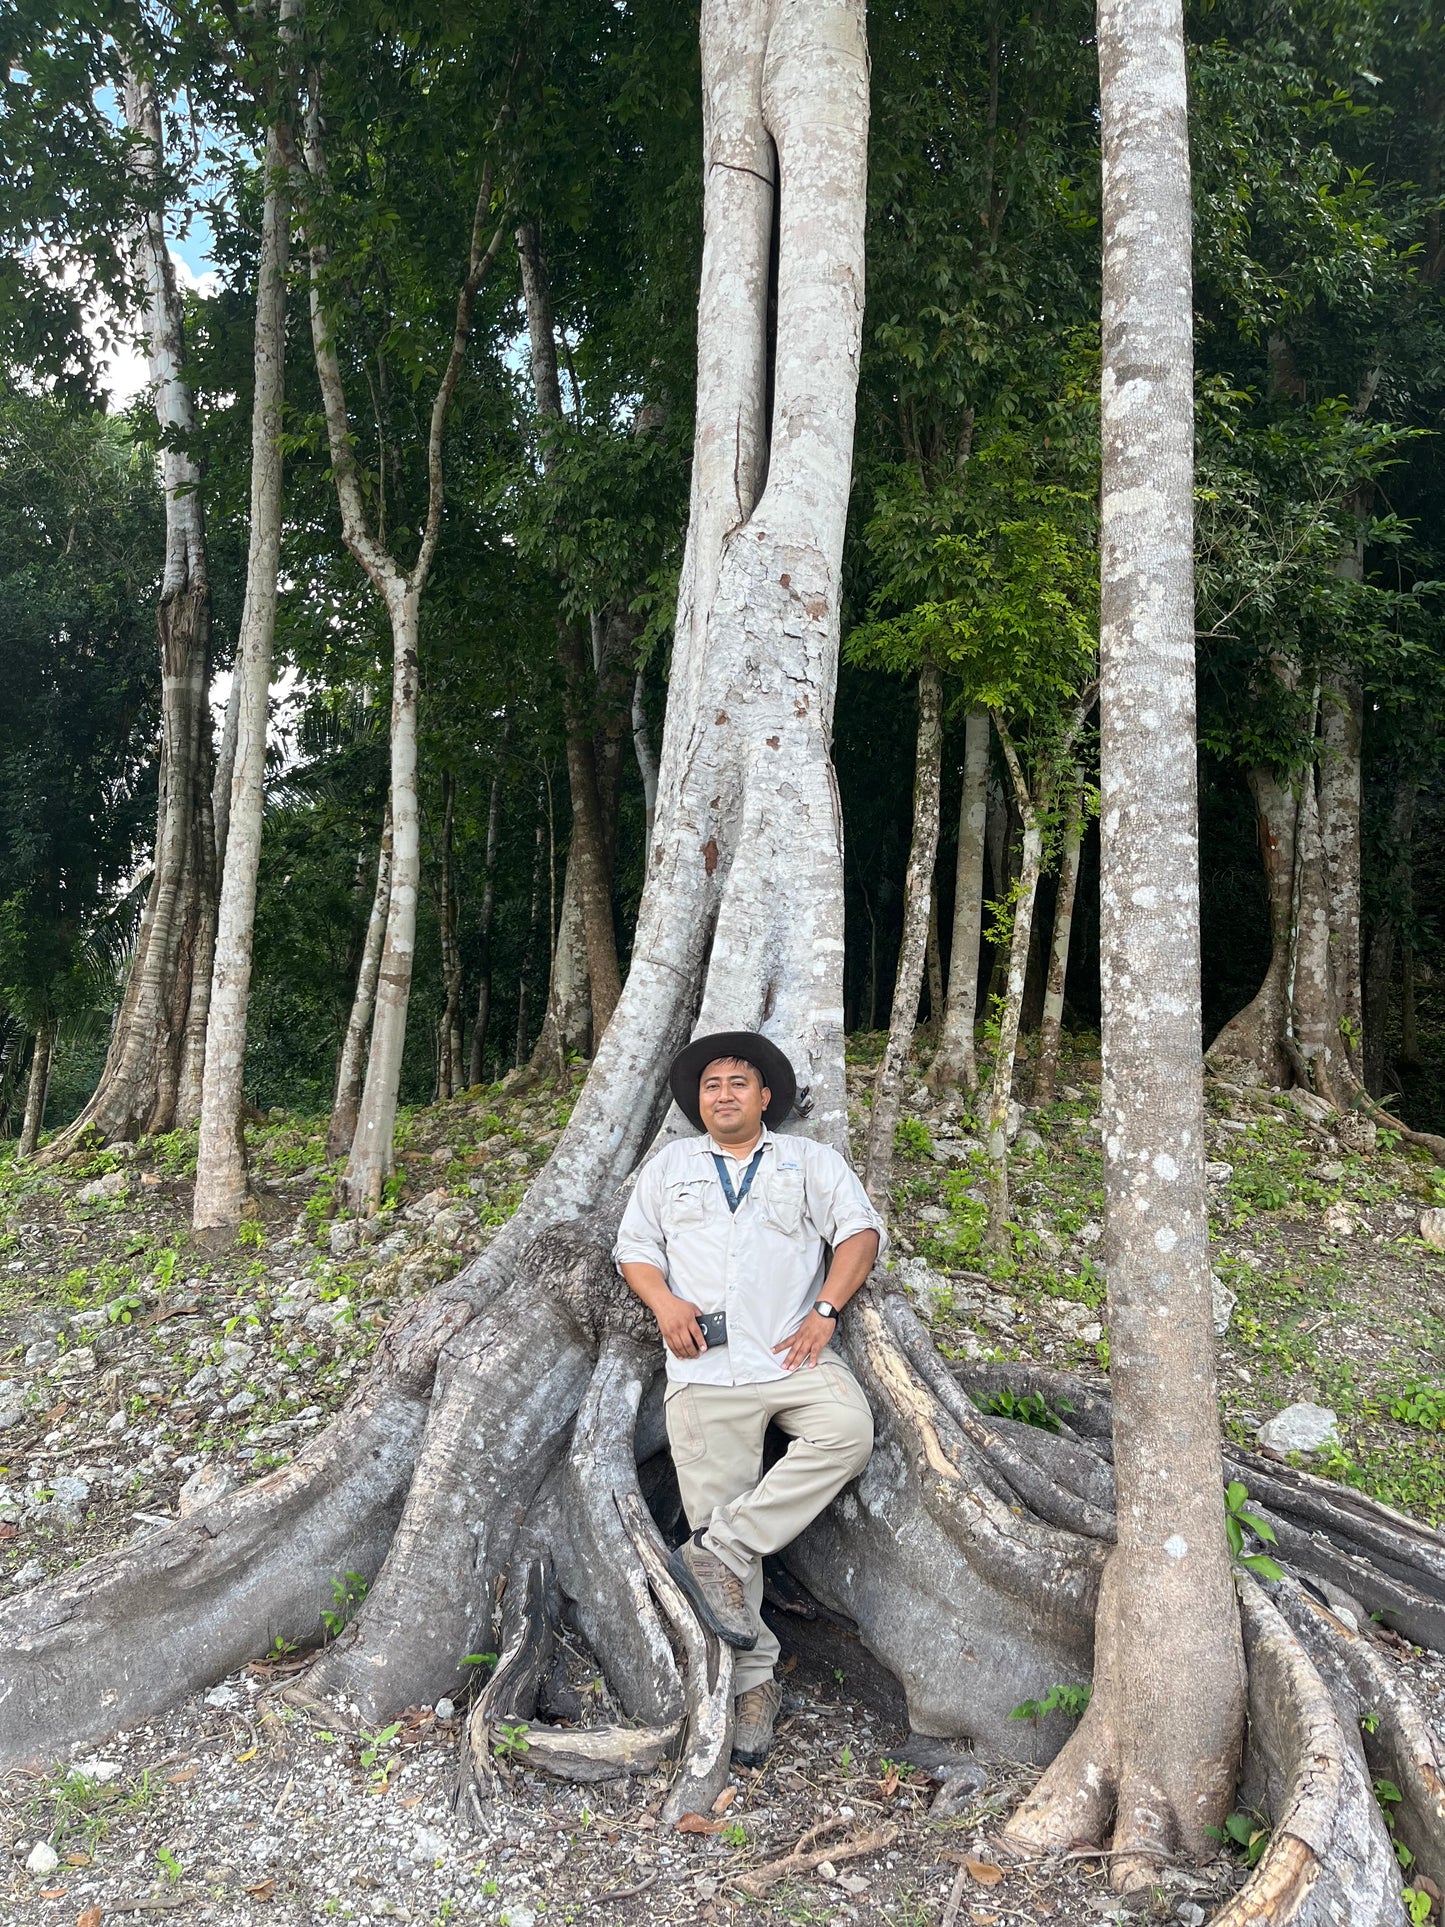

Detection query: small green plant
xmin=839 ymin=1744 xmax=853 ymax=1773
xmin=236 ymin=1218 xmax=266 ymax=1249
xmin=151 ymin=1248 xmax=179 ymax=1291
xmin=1374 ymin=1778 xmax=1416 ymax=1870
xmin=981 ymin=1387 xmax=1073 ymax=1433
xmin=359 ymin=1720 xmax=404 ymax=1790
xmin=895 ymin=1116 xmax=934 ymax=1159
xmin=156 ymin=1844 xmax=184 ymax=1883
xmin=1233 ymin=1170 xmax=1291 ymax=1212
xmin=1402 ymin=1888 xmax=1433 ymax=1925
xmin=1207 ymin=1809 xmax=1270 ymax=1867
xmin=1390 ymin=1383 xmax=1445 ymax=1431
xmin=1224 ymin=1481 xmax=1283 ymax=1581
xmin=492 ymin=1721 xmax=531 ymax=1761
xmin=321 ymin=1570 xmax=369 ymax=1639
xmin=481 ymin=1879 xmax=500 ymax=1898
xmin=1009 ymin=1681 xmax=1092 ymax=1724
xmin=721 ymin=1822 xmax=749 ymax=1847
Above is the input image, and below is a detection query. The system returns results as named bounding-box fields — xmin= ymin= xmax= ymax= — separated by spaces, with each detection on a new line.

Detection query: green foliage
xmin=894 ymin=1116 xmax=934 ymax=1159
xmin=491 ymin=1721 xmax=531 ymax=1761
xmin=1207 ymin=1809 xmax=1271 ymax=1868
xmin=1009 ymin=1682 xmax=1092 ymax=1724
xmin=321 ymin=1571 xmax=369 ymax=1641
xmin=1390 ymin=1384 xmax=1445 ymax=1432
xmin=1402 ymin=1889 xmax=1433 ymax=1925
xmin=980 ymin=1387 xmax=1073 ymax=1433
xmin=1224 ymin=1481 xmax=1284 ymax=1582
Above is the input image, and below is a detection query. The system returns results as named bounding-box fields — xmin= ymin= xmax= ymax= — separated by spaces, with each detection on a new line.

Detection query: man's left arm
xmin=773 ymin=1225 xmax=879 ymax=1370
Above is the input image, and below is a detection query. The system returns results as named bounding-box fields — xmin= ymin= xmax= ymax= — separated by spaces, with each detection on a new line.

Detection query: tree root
xmin=1211 ymin=1578 xmax=1401 ymax=1926
xmin=0 ymin=1351 xmax=432 ymax=1769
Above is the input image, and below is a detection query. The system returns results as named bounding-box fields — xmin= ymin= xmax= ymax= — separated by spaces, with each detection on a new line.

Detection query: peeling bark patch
xmin=767 ymin=736 xmax=780 ymax=749
xmin=703 ymin=838 xmax=719 ymax=877
xmin=715 ymin=711 xmax=729 ymax=725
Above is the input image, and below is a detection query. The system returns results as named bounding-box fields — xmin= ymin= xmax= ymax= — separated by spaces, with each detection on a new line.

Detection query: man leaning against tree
xmin=615 ymin=1031 xmax=884 ymax=1768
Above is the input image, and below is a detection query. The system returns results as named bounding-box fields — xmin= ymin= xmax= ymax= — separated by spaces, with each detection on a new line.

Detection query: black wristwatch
xmin=813 ymin=1299 xmax=840 ymax=1320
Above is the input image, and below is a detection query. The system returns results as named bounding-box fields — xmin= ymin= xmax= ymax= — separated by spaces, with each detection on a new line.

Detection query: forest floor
xmin=2 ymin=1038 xmax=1444 ymax=1927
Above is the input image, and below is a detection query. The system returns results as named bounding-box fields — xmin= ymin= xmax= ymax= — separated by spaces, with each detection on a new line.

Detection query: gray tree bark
xmin=467 ymin=764 xmax=506 ymax=1088
xmin=18 ymin=1022 xmax=54 ymax=1159
xmin=1034 ymin=772 xmax=1083 ymax=1105
xmin=930 ymin=710 xmax=989 ymax=1093
xmin=1006 ymin=0 xmax=1246 ymax=1880
xmin=194 ymin=70 xmax=294 ymax=1230
xmin=863 ymin=661 xmax=943 ymax=1203
xmin=328 ymin=808 xmax=392 ymax=1164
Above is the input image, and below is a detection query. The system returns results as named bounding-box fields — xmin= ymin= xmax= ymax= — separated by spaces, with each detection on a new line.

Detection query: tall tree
xmin=194 ymin=5 xmax=298 ymax=1230
xmin=46 ymin=64 xmax=219 ymax=1150
xmin=1004 ymin=0 xmax=1244 ymax=1875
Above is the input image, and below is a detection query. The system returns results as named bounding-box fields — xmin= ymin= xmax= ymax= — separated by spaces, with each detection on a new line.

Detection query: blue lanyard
xmin=712 ymin=1147 xmax=765 ymax=1214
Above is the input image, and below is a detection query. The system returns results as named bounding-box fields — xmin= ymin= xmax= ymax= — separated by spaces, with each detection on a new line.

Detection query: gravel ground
xmin=2 ymin=1044 xmax=1444 ymax=1923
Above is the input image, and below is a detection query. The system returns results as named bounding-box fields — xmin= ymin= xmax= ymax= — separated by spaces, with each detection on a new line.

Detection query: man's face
xmin=697 ymin=1057 xmax=769 ymax=1145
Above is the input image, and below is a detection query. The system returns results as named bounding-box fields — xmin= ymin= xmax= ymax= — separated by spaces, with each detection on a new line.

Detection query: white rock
xmin=305 ymin=1297 xmax=352 ymax=1331
xmin=1211 ymin=1272 xmax=1236 ymax=1338
xmin=51 ymin=1345 xmax=97 ymax=1378
xmin=0 ymin=1395 xmax=27 ymax=1431
xmin=1016 ymin=1128 xmax=1046 ymax=1154
xmin=916 ymin=1205 xmax=948 ymax=1225
xmin=411 ymin=1827 xmax=450 ymax=1861
xmin=1077 ymin=1322 xmax=1103 ymax=1344
xmin=23 ymin=1339 xmax=58 ymax=1369
xmin=328 ymin=1218 xmax=360 ymax=1257
xmin=1288 ymin=1090 xmax=1334 ymax=1126
xmin=179 ymin=1462 xmax=238 ymax=1515
xmin=225 ymin=1389 xmax=257 ymax=1415
xmin=26 ymin=1841 xmax=60 ymax=1875
xmin=1060 ymin=1085 xmax=1084 ymax=1102
xmin=1075 ymin=1219 xmax=1103 ymax=1247
xmin=1005 ymin=1100 xmax=1023 ymax=1142
xmin=205 ymin=1683 xmax=238 ymax=1708
xmin=30 ymin=1474 xmax=91 ymax=1525
xmin=1205 ymin=1161 xmax=1233 ymax=1185
xmin=77 ymin=1169 xmax=128 ymax=1203
xmin=75 ymin=1757 xmax=123 ymax=1784
xmin=894 ymin=1257 xmax=952 ymax=1324
xmin=10 ymin=1558 xmax=44 ymax=1588
xmin=1323 ymin=1202 xmax=1358 ymax=1238
xmin=433 ymin=1698 xmax=456 ymax=1722
xmin=1257 ymin=1402 xmax=1339 ymax=1457
xmin=1419 ymin=1209 xmax=1445 ymax=1251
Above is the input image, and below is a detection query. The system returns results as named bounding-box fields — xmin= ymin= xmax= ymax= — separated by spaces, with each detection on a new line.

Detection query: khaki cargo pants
xmin=664 ymin=1355 xmax=875 ymax=1693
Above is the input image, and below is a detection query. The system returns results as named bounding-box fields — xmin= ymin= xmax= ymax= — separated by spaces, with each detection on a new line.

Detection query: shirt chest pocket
xmin=761 ymin=1166 xmax=806 ymax=1235
xmin=662 ymin=1177 xmax=712 ymax=1230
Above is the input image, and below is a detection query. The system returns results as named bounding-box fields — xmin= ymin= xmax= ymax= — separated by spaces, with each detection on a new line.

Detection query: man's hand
xmin=774 ymin=1310 xmax=836 ymax=1372
xmin=656 ymin=1295 xmax=707 ymax=1359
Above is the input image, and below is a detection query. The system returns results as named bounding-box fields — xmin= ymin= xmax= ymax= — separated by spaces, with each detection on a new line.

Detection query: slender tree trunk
xmin=212 ymin=668 xmax=243 ymax=872
xmin=194 ymin=96 xmax=292 ymax=1229
xmin=925 ymin=893 xmax=944 ymax=1041
xmin=632 ymin=665 xmax=658 ymax=857
xmin=1007 ymin=0 xmax=1245 ymax=1875
xmin=983 ymin=779 xmax=1042 ymax=1252
xmin=328 ymin=809 xmax=392 ymax=1163
xmin=864 ymin=663 xmax=943 ymax=1202
xmin=468 ymin=765 xmax=505 ymax=1088
xmin=18 ymin=1023 xmax=54 ymax=1159
xmin=1035 ymin=773 xmax=1083 ymax=1105
xmin=515 ymin=797 xmax=546 ymax=1069
xmin=344 ymin=593 xmax=421 ymax=1209
xmin=434 ymin=772 xmax=465 ymax=1101
xmin=297 ymin=73 xmax=508 ymax=1206
xmin=1289 ymin=725 xmax=1347 ymax=1107
xmin=516 ymin=223 xmax=623 ymax=1048
xmin=1205 ymin=765 xmax=1297 ymax=1087
xmin=931 ymin=710 xmax=988 ymax=1093
xmin=1319 ymin=667 xmax=1364 ymax=1076
xmin=1402 ymin=944 xmax=1421 ymax=1067
xmin=1363 ymin=769 xmax=1417 ymax=1096
xmin=44 ymin=68 xmax=215 ymax=1154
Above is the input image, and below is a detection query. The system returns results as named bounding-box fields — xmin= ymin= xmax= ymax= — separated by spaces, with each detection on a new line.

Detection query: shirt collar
xmin=704 ymin=1123 xmax=772 ymax=1163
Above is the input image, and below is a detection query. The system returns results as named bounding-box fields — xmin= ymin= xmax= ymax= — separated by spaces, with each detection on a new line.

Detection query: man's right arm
xmin=619 ymin=1259 xmax=706 ymax=1358
xmin=614 ymin=1163 xmax=707 ymax=1359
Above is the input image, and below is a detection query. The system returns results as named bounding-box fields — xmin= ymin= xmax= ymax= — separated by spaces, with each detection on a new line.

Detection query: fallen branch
xmin=731 ymin=1821 xmax=899 ymax=1898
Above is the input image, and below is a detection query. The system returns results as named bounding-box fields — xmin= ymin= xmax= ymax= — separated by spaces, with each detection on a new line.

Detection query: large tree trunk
xmin=1006 ymin=0 xmax=1247 ymax=1881
xmin=194 ymin=97 xmax=292 ymax=1230
xmin=863 ymin=661 xmax=943 ymax=1202
xmin=1319 ymin=668 xmax=1363 ymax=1077
xmin=45 ymin=67 xmax=216 ymax=1154
xmin=1205 ymin=765 xmax=1296 ymax=1087
xmin=3 ymin=11 xmax=1434 ymax=1913
xmin=516 ymin=223 xmax=623 ymax=1049
xmin=1034 ymin=773 xmax=1083 ymax=1105
xmin=328 ymin=808 xmax=392 ymax=1163
xmin=18 ymin=1021 xmax=54 ymax=1159
xmin=467 ymin=765 xmax=505 ymax=1087
xmin=930 ymin=709 xmax=988 ymax=1093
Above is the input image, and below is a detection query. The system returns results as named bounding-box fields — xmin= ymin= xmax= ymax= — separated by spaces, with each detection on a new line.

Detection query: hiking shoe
xmin=668 ymin=1530 xmax=757 ymax=1650
xmin=732 ymin=1679 xmax=782 ymax=1768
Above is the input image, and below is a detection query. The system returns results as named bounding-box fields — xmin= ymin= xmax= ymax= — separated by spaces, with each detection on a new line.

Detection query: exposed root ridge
xmin=0 ymin=1358 xmax=431 ymax=1770
xmin=1212 ymin=1578 xmax=1401 ymax=1926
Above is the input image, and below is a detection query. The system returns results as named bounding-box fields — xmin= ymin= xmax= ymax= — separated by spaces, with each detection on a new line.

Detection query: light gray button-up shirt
xmin=614 ymin=1127 xmax=887 ymax=1386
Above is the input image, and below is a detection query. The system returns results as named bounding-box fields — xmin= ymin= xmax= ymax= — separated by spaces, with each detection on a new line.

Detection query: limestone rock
xmin=1211 ymin=1271 xmax=1236 ymax=1338
xmin=77 ymin=1169 xmax=128 ymax=1203
xmin=1419 ymin=1208 xmax=1445 ymax=1251
xmin=179 ymin=1461 xmax=238 ymax=1516
xmin=26 ymin=1841 xmax=60 ymax=1876
xmin=1256 ymin=1401 xmax=1339 ymax=1457
xmin=894 ymin=1256 xmax=952 ymax=1323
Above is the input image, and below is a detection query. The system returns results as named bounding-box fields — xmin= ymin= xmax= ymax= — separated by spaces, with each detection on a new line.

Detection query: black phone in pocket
xmin=696 ymin=1310 xmax=728 ymax=1349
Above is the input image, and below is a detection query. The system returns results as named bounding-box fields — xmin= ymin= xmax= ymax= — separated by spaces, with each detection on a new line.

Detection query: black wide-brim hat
xmin=668 ymin=1030 xmax=798 ymax=1132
